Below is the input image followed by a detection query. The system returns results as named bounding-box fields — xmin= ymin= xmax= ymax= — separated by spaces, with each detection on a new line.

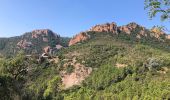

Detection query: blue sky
xmin=0 ymin=0 xmax=169 ymax=37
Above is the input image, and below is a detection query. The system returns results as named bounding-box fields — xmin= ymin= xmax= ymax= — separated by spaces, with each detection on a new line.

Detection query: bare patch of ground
xmin=158 ymin=67 xmax=169 ymax=74
xmin=115 ymin=63 xmax=128 ymax=68
xmin=60 ymin=57 xmax=92 ymax=89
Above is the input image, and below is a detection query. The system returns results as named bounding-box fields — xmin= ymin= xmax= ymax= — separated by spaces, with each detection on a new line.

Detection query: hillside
xmin=0 ymin=29 xmax=70 ymax=57
xmin=0 ymin=22 xmax=170 ymax=100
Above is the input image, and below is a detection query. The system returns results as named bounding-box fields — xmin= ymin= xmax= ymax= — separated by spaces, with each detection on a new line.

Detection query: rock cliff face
xmin=69 ymin=22 xmax=169 ymax=46
xmin=0 ymin=28 xmax=70 ymax=56
xmin=62 ymin=63 xmax=92 ymax=89
xmin=90 ymin=22 xmax=148 ymax=35
xmin=90 ymin=22 xmax=118 ymax=33
xmin=32 ymin=29 xmax=56 ymax=38
xmin=17 ymin=29 xmax=61 ymax=50
xmin=17 ymin=39 xmax=32 ymax=49
xmin=118 ymin=23 xmax=145 ymax=34
xmin=150 ymin=27 xmax=166 ymax=38
xmin=43 ymin=46 xmax=51 ymax=53
xmin=69 ymin=32 xmax=90 ymax=46
xmin=0 ymin=29 xmax=66 ymax=56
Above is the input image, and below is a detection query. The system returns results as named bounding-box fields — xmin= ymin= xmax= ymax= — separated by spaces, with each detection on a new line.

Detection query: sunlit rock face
xmin=32 ymin=29 xmax=56 ymax=38
xmin=17 ymin=39 xmax=32 ymax=49
xmin=69 ymin=32 xmax=90 ymax=46
xmin=90 ymin=22 xmax=118 ymax=33
xmin=69 ymin=22 xmax=169 ymax=46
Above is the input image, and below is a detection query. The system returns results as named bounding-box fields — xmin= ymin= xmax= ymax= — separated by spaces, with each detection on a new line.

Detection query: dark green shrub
xmin=66 ymin=65 xmax=74 ymax=74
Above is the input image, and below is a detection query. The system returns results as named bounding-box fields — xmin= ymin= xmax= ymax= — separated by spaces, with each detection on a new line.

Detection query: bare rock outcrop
xmin=69 ymin=22 xmax=146 ymax=46
xmin=89 ymin=22 xmax=143 ymax=35
xmin=119 ymin=23 xmax=146 ymax=35
xmin=90 ymin=22 xmax=118 ymax=33
xmin=69 ymin=32 xmax=90 ymax=46
xmin=17 ymin=39 xmax=32 ymax=49
xmin=32 ymin=29 xmax=52 ymax=38
xmin=150 ymin=27 xmax=166 ymax=39
xmin=43 ymin=46 xmax=51 ymax=53
xmin=62 ymin=63 xmax=92 ymax=89
xmin=116 ymin=63 xmax=128 ymax=68
xmin=69 ymin=22 xmax=170 ymax=46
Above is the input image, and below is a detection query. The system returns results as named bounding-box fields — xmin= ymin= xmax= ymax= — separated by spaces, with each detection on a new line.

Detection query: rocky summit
xmin=69 ymin=32 xmax=90 ymax=46
xmin=69 ymin=22 xmax=170 ymax=46
xmin=90 ymin=22 xmax=118 ymax=33
xmin=31 ymin=29 xmax=57 ymax=39
xmin=0 ymin=29 xmax=69 ymax=57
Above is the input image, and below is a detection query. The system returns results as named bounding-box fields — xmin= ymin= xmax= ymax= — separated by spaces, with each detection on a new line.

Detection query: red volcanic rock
xmin=69 ymin=22 xmax=146 ymax=46
xmin=69 ymin=22 xmax=170 ymax=46
xmin=90 ymin=22 xmax=117 ymax=33
xmin=32 ymin=29 xmax=55 ymax=38
xmin=118 ymin=22 xmax=145 ymax=35
xmin=17 ymin=39 xmax=32 ymax=49
xmin=166 ymin=35 xmax=170 ymax=39
xmin=44 ymin=46 xmax=51 ymax=53
xmin=69 ymin=32 xmax=89 ymax=46
xmin=139 ymin=30 xmax=147 ymax=36
xmin=89 ymin=22 xmax=144 ymax=35
xmin=150 ymin=27 xmax=166 ymax=39
xmin=118 ymin=26 xmax=131 ymax=34
xmin=126 ymin=22 xmax=139 ymax=29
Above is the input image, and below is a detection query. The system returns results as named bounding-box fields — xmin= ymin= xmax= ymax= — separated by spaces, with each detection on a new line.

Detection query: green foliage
xmin=0 ymin=75 xmax=20 ymax=100
xmin=0 ymin=31 xmax=170 ymax=99
xmin=0 ymin=39 xmax=6 ymax=50
xmin=43 ymin=76 xmax=62 ymax=99
xmin=2 ymin=52 xmax=29 ymax=80
xmin=83 ymin=64 xmax=130 ymax=90
xmin=60 ymin=32 xmax=170 ymax=100
xmin=65 ymin=67 xmax=170 ymax=100
xmin=21 ymin=63 xmax=62 ymax=100
xmin=60 ymin=37 xmax=71 ymax=47
xmin=66 ymin=65 xmax=74 ymax=74
xmin=145 ymin=0 xmax=170 ymax=21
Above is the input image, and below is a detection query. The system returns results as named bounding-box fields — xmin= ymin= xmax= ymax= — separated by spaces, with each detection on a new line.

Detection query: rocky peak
xmin=16 ymin=29 xmax=62 ymax=53
xmin=150 ymin=27 xmax=166 ymax=38
xmin=69 ymin=22 xmax=146 ymax=46
xmin=17 ymin=39 xmax=32 ymax=49
xmin=126 ymin=22 xmax=141 ymax=29
xmin=89 ymin=22 xmax=145 ymax=35
xmin=32 ymin=29 xmax=56 ymax=38
xmin=90 ymin=22 xmax=117 ymax=33
xmin=69 ymin=32 xmax=90 ymax=46
xmin=69 ymin=22 xmax=170 ymax=46
xmin=118 ymin=22 xmax=145 ymax=35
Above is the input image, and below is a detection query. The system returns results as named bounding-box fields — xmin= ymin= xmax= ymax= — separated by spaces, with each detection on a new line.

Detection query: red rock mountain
xmin=0 ymin=29 xmax=69 ymax=56
xmin=17 ymin=29 xmax=61 ymax=51
xmin=69 ymin=22 xmax=169 ymax=46
xmin=69 ymin=32 xmax=90 ymax=46
xmin=89 ymin=22 xmax=118 ymax=33
xmin=32 ymin=29 xmax=57 ymax=39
